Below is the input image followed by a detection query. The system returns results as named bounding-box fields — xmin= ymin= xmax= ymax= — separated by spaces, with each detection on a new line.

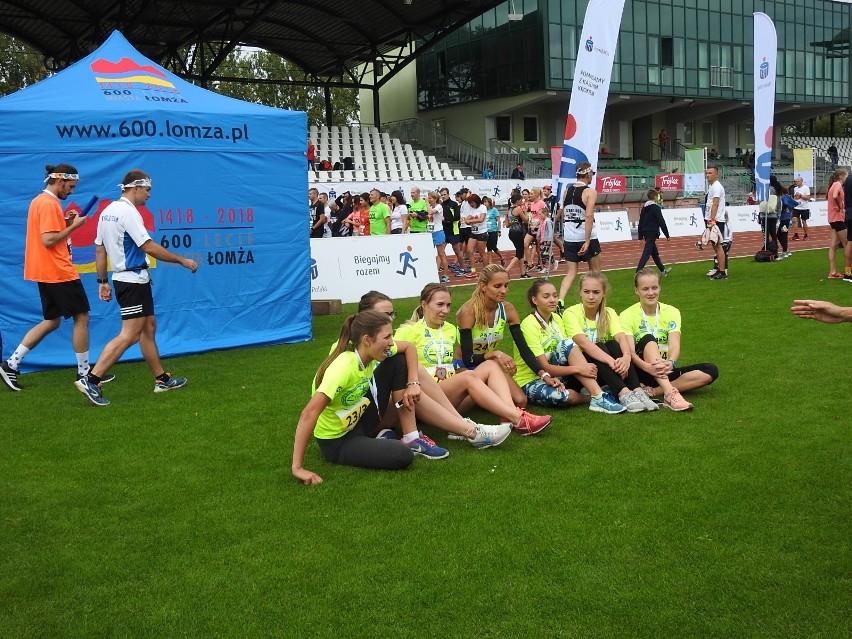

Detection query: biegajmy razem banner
xmin=753 ymin=12 xmax=777 ymax=202
xmin=683 ymin=148 xmax=707 ymax=193
xmin=793 ymin=148 xmax=815 ymax=187
xmin=556 ymin=0 xmax=626 ymax=198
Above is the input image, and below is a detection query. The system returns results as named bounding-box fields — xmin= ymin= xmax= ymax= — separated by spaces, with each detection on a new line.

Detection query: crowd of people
xmin=292 ymin=265 xmax=719 ymax=484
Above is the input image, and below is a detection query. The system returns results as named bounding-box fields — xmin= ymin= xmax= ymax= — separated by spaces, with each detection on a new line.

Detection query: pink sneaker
xmin=514 ymin=408 xmax=552 ymax=435
xmin=828 ymin=272 xmax=844 ymax=279
xmin=663 ymin=388 xmax=693 ymax=412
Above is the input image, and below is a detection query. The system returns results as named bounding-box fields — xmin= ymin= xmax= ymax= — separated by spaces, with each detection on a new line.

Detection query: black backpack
xmin=754 ymin=250 xmax=776 ymax=262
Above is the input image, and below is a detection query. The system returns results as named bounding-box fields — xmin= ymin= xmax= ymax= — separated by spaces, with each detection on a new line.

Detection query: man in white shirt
xmin=704 ymin=165 xmax=728 ymax=280
xmin=74 ymin=169 xmax=198 ymax=406
xmin=791 ymin=176 xmax=811 ymax=241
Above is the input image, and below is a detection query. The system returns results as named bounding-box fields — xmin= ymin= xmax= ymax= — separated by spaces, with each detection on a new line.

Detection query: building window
xmin=496 ymin=115 xmax=512 ymax=142
xmin=661 ymin=37 xmax=674 ymax=67
xmin=683 ymin=122 xmax=694 ymax=145
xmin=523 ymin=116 xmax=539 ymax=143
xmin=701 ymin=121 xmax=714 ymax=144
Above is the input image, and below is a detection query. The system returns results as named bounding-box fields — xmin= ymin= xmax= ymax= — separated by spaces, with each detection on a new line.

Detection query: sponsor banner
xmin=556 ymin=0 xmax=626 ymax=197
xmin=310 ymin=234 xmax=438 ymax=303
xmin=597 ymin=175 xmax=627 ymax=193
xmin=656 ymin=174 xmax=683 ymax=191
xmin=753 ymin=12 xmax=777 ymax=201
xmin=661 ymin=201 xmax=829 ymax=238
xmin=595 ymin=210 xmax=632 ymax=242
xmin=683 ymin=148 xmax=706 ymax=192
xmin=793 ymin=148 xmax=815 ymax=187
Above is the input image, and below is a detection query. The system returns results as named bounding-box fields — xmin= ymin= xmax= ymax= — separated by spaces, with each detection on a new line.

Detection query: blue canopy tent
xmin=0 ymin=31 xmax=310 ymax=371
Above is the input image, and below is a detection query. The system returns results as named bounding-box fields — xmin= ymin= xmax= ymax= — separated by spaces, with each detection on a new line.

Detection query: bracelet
xmin=97 ymin=278 xmax=108 ymax=284
xmin=406 ymin=381 xmax=420 ymax=387
xmin=669 ymin=359 xmax=677 ymax=368
xmin=540 ymin=372 xmax=552 ymax=379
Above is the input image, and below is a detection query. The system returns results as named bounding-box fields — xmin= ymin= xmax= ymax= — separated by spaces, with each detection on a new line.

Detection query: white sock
xmin=401 ymin=430 xmax=421 ymax=444
xmin=76 ymin=352 xmax=90 ymax=376
xmin=8 ymin=345 xmax=30 ymax=370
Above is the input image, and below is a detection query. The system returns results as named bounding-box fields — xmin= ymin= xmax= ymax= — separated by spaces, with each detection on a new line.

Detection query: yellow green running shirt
xmin=512 ymin=312 xmax=569 ymax=387
xmin=312 ymin=351 xmax=379 ymax=440
xmin=562 ymin=304 xmax=624 ymax=344
xmin=469 ymin=302 xmax=507 ymax=356
xmin=619 ymin=302 xmax=681 ymax=360
xmin=394 ymin=319 xmax=458 ymax=382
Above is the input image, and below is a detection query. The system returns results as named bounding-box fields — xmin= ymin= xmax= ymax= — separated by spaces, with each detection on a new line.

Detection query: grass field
xmin=1 ymin=249 xmax=850 ymax=638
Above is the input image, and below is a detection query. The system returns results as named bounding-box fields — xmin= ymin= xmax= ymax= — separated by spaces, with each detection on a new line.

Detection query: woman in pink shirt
xmin=827 ymin=168 xmax=848 ymax=278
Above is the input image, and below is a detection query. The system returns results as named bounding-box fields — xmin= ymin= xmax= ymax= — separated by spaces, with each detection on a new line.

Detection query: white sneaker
xmin=619 ymin=391 xmax=645 ymax=413
xmin=706 ymin=268 xmax=718 ymax=277
xmin=470 ymin=422 xmax=512 ymax=449
xmin=449 ymin=417 xmax=476 ymax=440
xmin=633 ymin=388 xmax=659 ymax=411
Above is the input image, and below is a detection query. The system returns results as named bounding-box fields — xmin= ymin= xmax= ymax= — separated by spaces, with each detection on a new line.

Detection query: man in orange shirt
xmin=1 ymin=164 xmax=101 ymax=392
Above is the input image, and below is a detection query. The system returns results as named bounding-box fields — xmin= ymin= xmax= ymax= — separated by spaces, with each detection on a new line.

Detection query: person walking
xmin=74 ymin=170 xmax=198 ymax=406
xmin=635 ymin=188 xmax=672 ymax=275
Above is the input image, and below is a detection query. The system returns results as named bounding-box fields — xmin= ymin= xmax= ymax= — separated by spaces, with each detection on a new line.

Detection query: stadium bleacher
xmin=781 ymin=135 xmax=852 ymax=166
xmin=308 ymin=125 xmax=472 ymax=183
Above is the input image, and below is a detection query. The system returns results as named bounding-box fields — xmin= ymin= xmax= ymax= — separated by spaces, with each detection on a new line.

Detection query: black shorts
xmin=459 ymin=227 xmax=472 ymax=243
xmin=563 ymin=239 xmax=602 ymax=263
xmin=38 ymin=280 xmax=90 ymax=320
xmin=114 ymin=280 xmax=155 ymax=320
xmin=793 ymin=208 xmax=810 ymax=220
xmin=829 ymin=221 xmax=846 ymax=232
xmin=470 ymin=232 xmax=488 ymax=242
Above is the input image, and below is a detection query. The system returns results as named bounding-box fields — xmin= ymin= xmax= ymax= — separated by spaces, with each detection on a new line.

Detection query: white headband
xmin=119 ymin=178 xmax=152 ymax=190
xmin=45 ymin=172 xmax=79 ymax=182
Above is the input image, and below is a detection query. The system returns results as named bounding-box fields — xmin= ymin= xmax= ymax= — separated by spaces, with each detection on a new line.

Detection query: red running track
xmin=444 ymin=226 xmax=834 ymax=284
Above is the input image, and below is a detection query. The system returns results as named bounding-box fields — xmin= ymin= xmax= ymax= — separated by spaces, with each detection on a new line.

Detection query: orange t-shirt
xmin=23 ymin=192 xmax=79 ymax=283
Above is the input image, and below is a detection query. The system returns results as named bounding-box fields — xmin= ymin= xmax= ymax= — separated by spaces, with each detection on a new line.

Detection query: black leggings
xmin=508 ymin=227 xmax=526 ymax=259
xmin=584 ymin=340 xmax=640 ymax=393
xmin=636 ymin=238 xmax=666 ymax=271
xmin=315 ymin=353 xmax=414 ymax=470
xmin=635 ymin=335 xmax=719 ymax=387
xmin=777 ymin=220 xmax=790 ymax=252
xmin=760 ymin=217 xmax=778 ymax=248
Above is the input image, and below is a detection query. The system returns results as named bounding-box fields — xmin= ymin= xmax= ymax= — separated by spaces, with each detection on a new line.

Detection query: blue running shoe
xmin=74 ymin=378 xmax=110 ymax=406
xmin=375 ymin=428 xmax=397 ymax=440
xmin=154 ymin=375 xmax=187 ymax=393
xmin=406 ymin=435 xmax=449 ymax=460
xmin=76 ymin=372 xmax=115 ymax=384
xmin=589 ymin=392 xmax=625 ymax=414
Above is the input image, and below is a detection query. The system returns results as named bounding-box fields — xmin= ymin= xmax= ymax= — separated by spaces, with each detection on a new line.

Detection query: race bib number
xmin=659 ymin=348 xmax=669 ymax=360
xmin=335 ymin=396 xmax=370 ymax=432
xmin=427 ymin=221 xmax=436 ymax=232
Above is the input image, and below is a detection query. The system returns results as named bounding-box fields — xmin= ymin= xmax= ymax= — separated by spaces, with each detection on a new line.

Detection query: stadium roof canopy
xmin=0 ymin=0 xmax=503 ymax=87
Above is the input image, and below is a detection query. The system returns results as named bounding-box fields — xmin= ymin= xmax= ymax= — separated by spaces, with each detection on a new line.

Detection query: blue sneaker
xmin=406 ymin=435 xmax=449 ymax=460
xmin=440 ymin=275 xmax=450 ymax=283
xmin=589 ymin=392 xmax=626 ymax=414
xmin=154 ymin=374 xmax=187 ymax=393
xmin=375 ymin=428 xmax=397 ymax=440
xmin=74 ymin=377 xmax=110 ymax=406
xmin=76 ymin=372 xmax=116 ymax=384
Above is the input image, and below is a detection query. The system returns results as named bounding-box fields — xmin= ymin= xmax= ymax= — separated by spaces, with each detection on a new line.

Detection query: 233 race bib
xmin=335 ymin=396 xmax=370 ymax=432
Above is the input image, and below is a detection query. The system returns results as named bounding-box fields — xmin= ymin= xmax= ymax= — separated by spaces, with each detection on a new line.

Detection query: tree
xmin=0 ymin=35 xmax=48 ymax=97
xmin=212 ymin=50 xmax=359 ymax=126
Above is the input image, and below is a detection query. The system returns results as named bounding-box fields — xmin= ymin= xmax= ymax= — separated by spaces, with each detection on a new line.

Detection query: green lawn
xmin=1 ymin=249 xmax=849 ymax=638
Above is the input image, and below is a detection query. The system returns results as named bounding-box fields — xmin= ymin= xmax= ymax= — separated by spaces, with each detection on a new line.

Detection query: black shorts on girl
xmin=563 ymin=239 xmax=602 ymax=263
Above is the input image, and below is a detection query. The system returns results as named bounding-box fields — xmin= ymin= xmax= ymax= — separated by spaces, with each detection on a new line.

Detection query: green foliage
xmin=1 ymin=250 xmax=849 ymax=638
xmin=784 ymin=112 xmax=852 ymax=138
xmin=213 ymin=50 xmax=359 ymax=126
xmin=0 ymin=34 xmax=48 ymax=97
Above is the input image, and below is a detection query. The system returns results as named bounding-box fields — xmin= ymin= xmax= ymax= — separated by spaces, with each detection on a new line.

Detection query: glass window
xmin=523 ymin=116 xmax=539 ymax=143
xmin=496 ymin=115 xmax=512 ymax=141
xmin=648 ymin=36 xmax=660 ymax=65
xmin=699 ymin=42 xmax=708 ymax=68
xmin=683 ymin=122 xmax=694 ymax=145
xmin=661 ymin=37 xmax=674 ymax=67
xmin=701 ymin=121 xmax=714 ymax=144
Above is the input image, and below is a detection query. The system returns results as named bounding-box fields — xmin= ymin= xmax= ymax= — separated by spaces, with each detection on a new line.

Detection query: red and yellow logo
xmin=90 ymin=57 xmax=180 ymax=95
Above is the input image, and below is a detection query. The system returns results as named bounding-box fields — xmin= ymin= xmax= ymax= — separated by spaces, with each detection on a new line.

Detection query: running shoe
xmin=469 ymin=422 xmax=512 ymax=449
xmin=633 ymin=388 xmax=659 ymax=411
xmin=440 ymin=275 xmax=451 ymax=283
xmin=619 ymin=391 xmax=645 ymax=413
xmin=74 ymin=377 xmax=110 ymax=406
xmin=464 ymin=272 xmax=478 ymax=279
xmin=792 ymin=234 xmax=800 ymax=241
xmin=662 ymin=388 xmax=693 ymax=411
xmin=844 ymin=275 xmax=852 ymax=283
xmin=589 ymin=393 xmax=626 ymax=414
xmin=556 ymin=300 xmax=566 ymax=314
xmin=662 ymin=267 xmax=672 ymax=277
xmin=375 ymin=428 xmax=397 ymax=440
xmin=1 ymin=361 xmax=22 ymax=391
xmin=154 ymin=374 xmax=188 ymax=393
xmin=406 ymin=435 xmax=450 ymax=459
xmin=828 ymin=272 xmax=844 ymax=279
xmin=709 ymin=271 xmax=728 ymax=280
xmin=513 ymin=408 xmax=552 ymax=435
xmin=706 ymin=268 xmax=718 ymax=277
xmin=694 ymin=241 xmax=703 ymax=251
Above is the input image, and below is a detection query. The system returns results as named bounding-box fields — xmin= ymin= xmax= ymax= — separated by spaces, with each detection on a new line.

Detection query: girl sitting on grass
xmin=562 ymin=272 xmax=658 ymax=413
xmin=619 ymin=269 xmax=718 ymax=408
xmin=394 ymin=283 xmax=553 ymax=436
xmin=513 ymin=279 xmax=624 ymax=413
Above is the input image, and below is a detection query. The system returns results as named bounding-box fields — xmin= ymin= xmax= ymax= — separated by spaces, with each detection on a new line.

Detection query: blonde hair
xmin=578 ymin=271 xmax=611 ymax=342
xmin=315 ymin=310 xmax=391 ymax=386
xmin=460 ymin=264 xmax=508 ymax=328
xmin=408 ymin=283 xmax=450 ymax=323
